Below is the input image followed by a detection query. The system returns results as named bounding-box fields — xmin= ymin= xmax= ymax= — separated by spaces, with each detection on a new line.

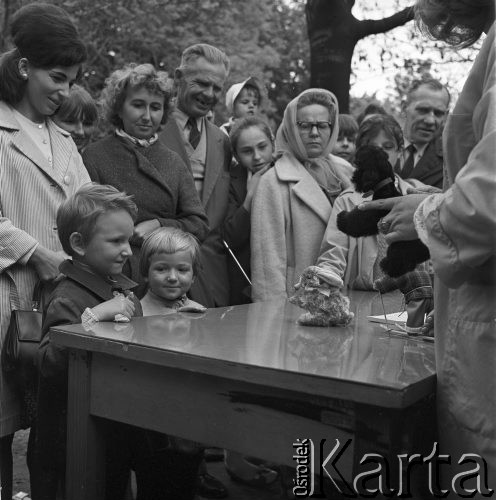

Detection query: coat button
xmin=63 ymin=175 xmax=70 ymax=185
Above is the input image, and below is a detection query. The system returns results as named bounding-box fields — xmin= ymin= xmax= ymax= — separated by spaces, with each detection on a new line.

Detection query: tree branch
xmin=355 ymin=6 xmax=414 ymax=40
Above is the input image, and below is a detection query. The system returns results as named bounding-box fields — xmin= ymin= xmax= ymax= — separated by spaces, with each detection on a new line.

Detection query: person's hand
xmin=358 ymin=193 xmax=429 ymax=244
xmin=243 ymin=164 xmax=273 ymax=211
xmin=133 ymin=219 xmax=160 ymax=245
xmin=421 ymin=309 xmax=434 ymax=337
xmin=91 ymin=294 xmax=135 ymax=322
xmin=29 ymin=246 xmax=66 ymax=282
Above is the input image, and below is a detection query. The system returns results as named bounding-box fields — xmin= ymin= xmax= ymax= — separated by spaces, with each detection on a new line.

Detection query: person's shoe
xmin=198 ymin=472 xmax=229 ymax=499
xmin=204 ymin=447 xmax=225 ymax=462
xmin=226 ymin=465 xmax=279 ymax=489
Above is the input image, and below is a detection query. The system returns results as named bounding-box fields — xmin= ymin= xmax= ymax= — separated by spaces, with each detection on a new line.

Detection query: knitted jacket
xmin=82 ymin=134 xmax=209 ymax=241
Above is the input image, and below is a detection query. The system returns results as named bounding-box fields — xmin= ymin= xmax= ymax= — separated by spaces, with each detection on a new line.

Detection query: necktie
xmin=400 ymin=144 xmax=416 ymax=179
xmin=187 ymin=117 xmax=201 ymax=149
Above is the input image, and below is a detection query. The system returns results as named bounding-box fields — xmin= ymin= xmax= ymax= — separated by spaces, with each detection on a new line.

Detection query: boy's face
xmin=367 ymin=129 xmax=401 ymax=166
xmin=78 ymin=209 xmax=133 ymax=277
xmin=333 ymin=133 xmax=356 ymax=162
xmin=233 ymin=88 xmax=259 ymax=119
xmin=147 ymin=250 xmax=195 ymax=303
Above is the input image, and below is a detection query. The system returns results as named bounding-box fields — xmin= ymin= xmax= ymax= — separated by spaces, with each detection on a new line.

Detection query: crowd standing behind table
xmin=1 ymin=0 xmax=495 ymax=497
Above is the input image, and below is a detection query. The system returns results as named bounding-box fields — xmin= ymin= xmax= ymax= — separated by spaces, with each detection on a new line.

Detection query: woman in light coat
xmin=0 ymin=4 xmax=89 ymax=496
xmin=361 ymin=0 xmax=496 ymax=490
xmin=251 ymin=89 xmax=353 ymax=301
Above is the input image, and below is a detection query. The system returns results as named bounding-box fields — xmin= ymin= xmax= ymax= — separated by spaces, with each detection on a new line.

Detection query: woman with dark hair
xmin=83 ymin=63 xmax=208 ymax=287
xmin=360 ymin=0 xmax=495 ymax=487
xmin=0 ymin=3 xmax=89 ymax=497
xmin=250 ymin=89 xmax=353 ymax=301
xmin=53 ymin=84 xmax=98 ymax=152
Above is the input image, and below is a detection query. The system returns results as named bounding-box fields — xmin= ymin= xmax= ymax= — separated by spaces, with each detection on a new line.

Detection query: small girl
xmin=332 ymin=113 xmax=359 ymax=163
xmin=140 ymin=227 xmax=206 ymax=315
xmin=220 ymin=77 xmax=263 ymax=135
xmin=53 ymin=84 xmax=98 ymax=152
xmin=222 ymin=117 xmax=279 ymax=488
xmin=222 ymin=116 xmax=275 ymax=305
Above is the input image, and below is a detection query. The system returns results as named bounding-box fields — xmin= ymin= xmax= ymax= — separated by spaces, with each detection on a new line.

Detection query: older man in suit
xmin=159 ymin=43 xmax=232 ymax=309
xmin=159 ymin=43 xmax=231 ymax=499
xmin=396 ymin=78 xmax=450 ymax=189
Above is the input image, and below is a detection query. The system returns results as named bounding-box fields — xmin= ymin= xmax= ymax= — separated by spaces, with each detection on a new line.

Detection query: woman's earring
xmin=21 ymin=72 xmax=28 ymax=80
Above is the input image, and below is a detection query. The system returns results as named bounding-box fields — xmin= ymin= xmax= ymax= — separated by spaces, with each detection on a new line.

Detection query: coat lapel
xmin=202 ymin=121 xmax=224 ymax=206
xmin=276 ymin=154 xmax=332 ymax=224
xmin=47 ymin=120 xmax=76 ymax=192
xmin=159 ymin=119 xmax=191 ymax=169
xmin=0 ymin=103 xmax=72 ymax=190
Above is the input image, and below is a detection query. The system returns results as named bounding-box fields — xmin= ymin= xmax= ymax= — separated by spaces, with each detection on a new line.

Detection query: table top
xmin=51 ymin=291 xmax=436 ymax=408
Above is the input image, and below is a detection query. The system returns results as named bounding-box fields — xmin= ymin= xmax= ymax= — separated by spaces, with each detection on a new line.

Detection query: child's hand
xmin=91 ymin=295 xmax=135 ymax=322
xmin=243 ymin=164 xmax=273 ymax=211
xmin=421 ymin=309 xmax=435 ymax=337
xmin=133 ymin=219 xmax=161 ymax=245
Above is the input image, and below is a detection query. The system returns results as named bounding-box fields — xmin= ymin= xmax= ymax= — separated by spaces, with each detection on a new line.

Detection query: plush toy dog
xmin=289 ymin=266 xmax=354 ymax=326
xmin=336 ymin=145 xmax=430 ymax=278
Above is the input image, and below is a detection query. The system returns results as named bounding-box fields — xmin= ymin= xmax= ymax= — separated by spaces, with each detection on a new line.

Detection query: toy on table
xmin=336 ymin=145 xmax=430 ymax=278
xmin=289 ymin=266 xmax=354 ymax=326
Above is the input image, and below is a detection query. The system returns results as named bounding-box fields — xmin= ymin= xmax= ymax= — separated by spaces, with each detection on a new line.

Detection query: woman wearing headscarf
xmin=250 ymin=88 xmax=353 ymax=301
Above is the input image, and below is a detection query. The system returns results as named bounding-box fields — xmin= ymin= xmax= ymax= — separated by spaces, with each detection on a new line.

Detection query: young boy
xmin=220 ymin=77 xmax=263 ymax=135
xmin=34 ymin=183 xmax=142 ymax=498
xmin=140 ymin=227 xmax=206 ymax=315
xmin=332 ymin=113 xmax=359 ymax=163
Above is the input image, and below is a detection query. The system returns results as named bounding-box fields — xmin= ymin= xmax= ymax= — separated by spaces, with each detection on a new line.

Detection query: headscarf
xmin=275 ymin=88 xmax=351 ymax=196
xmin=275 ymin=88 xmax=339 ymax=162
xmin=225 ymin=77 xmax=263 ymax=115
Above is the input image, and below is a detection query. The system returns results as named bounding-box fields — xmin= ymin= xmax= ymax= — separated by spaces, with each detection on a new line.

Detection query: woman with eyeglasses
xmin=250 ymin=88 xmax=353 ymax=301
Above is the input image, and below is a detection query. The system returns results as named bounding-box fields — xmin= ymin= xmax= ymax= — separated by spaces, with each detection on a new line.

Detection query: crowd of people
xmin=0 ymin=0 xmax=494 ymax=498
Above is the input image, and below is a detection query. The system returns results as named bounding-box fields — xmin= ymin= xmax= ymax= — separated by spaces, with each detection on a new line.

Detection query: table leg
xmin=66 ymin=350 xmax=105 ymax=500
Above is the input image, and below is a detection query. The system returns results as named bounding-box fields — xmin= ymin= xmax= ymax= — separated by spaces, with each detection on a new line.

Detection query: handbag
xmin=1 ymin=274 xmax=43 ymax=373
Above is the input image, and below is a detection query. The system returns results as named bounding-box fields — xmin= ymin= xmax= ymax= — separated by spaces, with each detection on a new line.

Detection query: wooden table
xmin=51 ymin=291 xmax=436 ymax=499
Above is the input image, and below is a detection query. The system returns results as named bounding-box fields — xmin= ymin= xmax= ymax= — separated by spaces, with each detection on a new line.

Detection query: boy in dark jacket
xmin=33 ymin=183 xmax=142 ymax=499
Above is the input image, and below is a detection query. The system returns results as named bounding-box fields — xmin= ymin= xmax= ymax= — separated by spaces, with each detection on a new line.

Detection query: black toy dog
xmin=336 ymin=145 xmax=430 ymax=278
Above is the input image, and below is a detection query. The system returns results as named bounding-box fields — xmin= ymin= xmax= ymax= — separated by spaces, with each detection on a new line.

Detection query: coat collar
xmin=274 ymin=152 xmax=332 ymax=223
xmin=60 ymin=259 xmax=138 ymax=301
xmin=0 ymin=101 xmax=75 ymax=191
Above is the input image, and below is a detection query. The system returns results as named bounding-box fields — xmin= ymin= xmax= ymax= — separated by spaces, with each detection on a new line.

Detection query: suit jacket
xmin=396 ymin=136 xmax=444 ymax=189
xmin=221 ymin=165 xmax=252 ymax=304
xmin=0 ymin=101 xmax=90 ymax=435
xmin=159 ymin=117 xmax=232 ymax=307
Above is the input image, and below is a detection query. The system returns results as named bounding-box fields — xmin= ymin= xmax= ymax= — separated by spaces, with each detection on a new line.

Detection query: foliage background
xmin=0 ymin=0 xmax=479 ymax=127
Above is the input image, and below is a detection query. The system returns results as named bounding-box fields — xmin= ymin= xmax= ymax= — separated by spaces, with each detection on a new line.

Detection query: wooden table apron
xmin=50 ymin=291 xmax=436 ymax=499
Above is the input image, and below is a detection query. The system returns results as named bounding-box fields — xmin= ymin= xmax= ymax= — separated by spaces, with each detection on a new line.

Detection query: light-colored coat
xmin=424 ymin=23 xmax=496 ymax=486
xmin=0 ymin=102 xmax=90 ymax=436
xmin=251 ymin=152 xmax=351 ymax=301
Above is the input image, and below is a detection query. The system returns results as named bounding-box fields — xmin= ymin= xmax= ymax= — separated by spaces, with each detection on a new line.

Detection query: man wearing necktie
xmin=159 ymin=47 xmax=232 ymax=498
xmin=159 ymin=44 xmax=232 ymax=310
xmin=395 ymin=79 xmax=450 ymax=189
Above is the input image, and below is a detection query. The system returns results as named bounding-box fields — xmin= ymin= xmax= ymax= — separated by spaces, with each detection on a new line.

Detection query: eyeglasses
xmin=296 ymin=121 xmax=332 ymax=133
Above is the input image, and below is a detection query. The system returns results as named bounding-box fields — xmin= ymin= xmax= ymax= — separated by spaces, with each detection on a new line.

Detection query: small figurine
xmin=289 ymin=266 xmax=354 ymax=327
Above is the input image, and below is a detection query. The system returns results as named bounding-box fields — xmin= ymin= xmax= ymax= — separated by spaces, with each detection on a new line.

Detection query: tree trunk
xmin=306 ymin=0 xmax=414 ymax=112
